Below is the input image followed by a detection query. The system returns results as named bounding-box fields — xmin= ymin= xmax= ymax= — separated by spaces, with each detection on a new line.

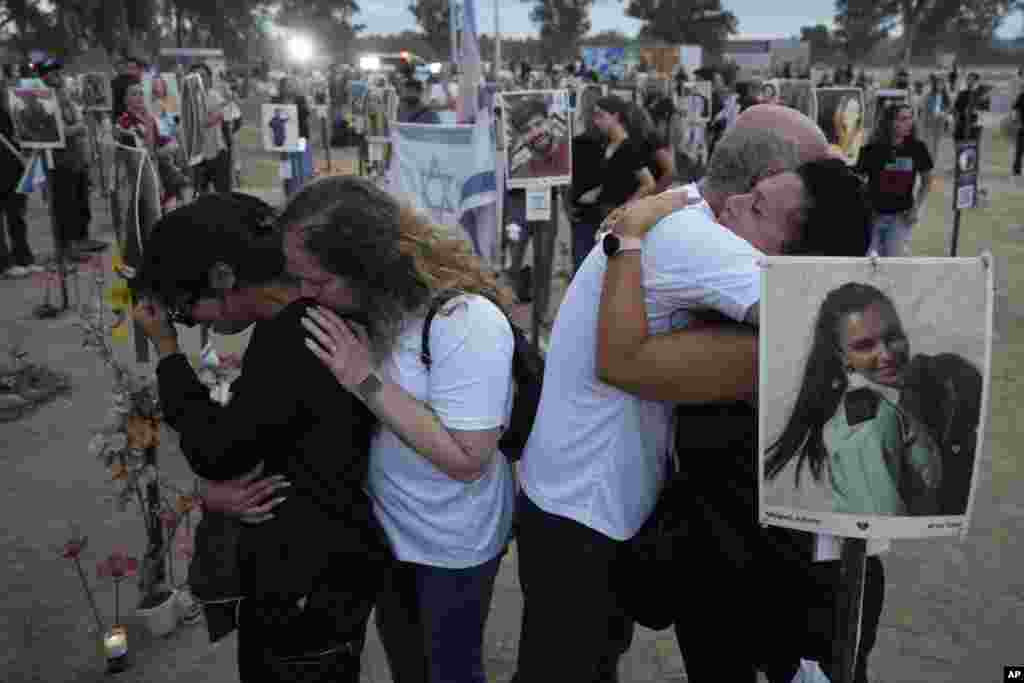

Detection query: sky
xmin=356 ymin=0 xmax=1023 ymax=41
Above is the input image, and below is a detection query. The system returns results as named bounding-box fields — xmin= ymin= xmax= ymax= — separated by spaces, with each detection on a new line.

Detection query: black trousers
xmin=512 ymin=491 xmax=633 ymax=683
xmin=195 ymin=149 xmax=231 ymax=195
xmin=0 ymin=193 xmax=32 ymax=268
xmin=51 ymin=166 xmax=92 ymax=247
xmin=799 ymin=556 xmax=885 ymax=683
xmin=236 ymin=594 xmax=369 ymax=683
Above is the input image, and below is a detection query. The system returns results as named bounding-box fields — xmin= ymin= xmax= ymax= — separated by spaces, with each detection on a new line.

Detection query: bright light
xmin=287 ymin=35 xmax=314 ymax=62
xmin=429 ymin=62 xmax=442 ymax=74
xmin=360 ymin=55 xmax=381 ymax=71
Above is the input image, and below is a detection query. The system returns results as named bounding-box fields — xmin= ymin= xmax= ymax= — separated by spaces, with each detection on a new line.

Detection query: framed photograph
xmin=143 ymin=73 xmax=180 ymax=120
xmin=81 ymin=73 xmax=112 ymax=111
xmin=9 ymin=87 xmax=65 ymax=149
xmin=759 ymin=257 xmax=992 ymax=540
xmin=816 ymin=88 xmax=865 ymax=165
xmin=778 ymin=79 xmax=818 ymax=121
xmin=500 ymin=90 xmax=572 ymax=189
xmin=262 ymin=103 xmax=301 ymax=152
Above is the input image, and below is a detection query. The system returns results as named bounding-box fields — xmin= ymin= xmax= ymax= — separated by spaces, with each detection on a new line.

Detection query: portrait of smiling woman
xmin=762 ymin=278 xmax=985 ymax=522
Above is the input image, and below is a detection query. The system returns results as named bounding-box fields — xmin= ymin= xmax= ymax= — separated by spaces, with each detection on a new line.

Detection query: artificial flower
xmin=62 ymin=534 xmax=88 ymax=559
xmin=160 ymin=510 xmax=177 ymax=530
xmin=175 ymin=495 xmax=196 ymax=515
xmin=110 ymin=462 xmax=129 ymax=481
xmin=125 ymin=415 xmax=158 ymax=450
xmin=97 ymin=552 xmax=138 ymax=580
xmin=88 ymin=433 xmax=107 ymax=457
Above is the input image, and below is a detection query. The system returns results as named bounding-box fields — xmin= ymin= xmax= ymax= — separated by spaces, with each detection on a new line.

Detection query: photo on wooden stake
xmin=81 ymin=73 xmax=112 ymax=111
xmin=500 ymin=89 xmax=572 ymax=188
xmin=8 ymin=87 xmax=65 ymax=149
xmin=816 ymin=88 xmax=865 ymax=165
xmin=758 ymin=257 xmax=992 ymax=540
xmin=261 ymin=103 xmax=300 ymax=152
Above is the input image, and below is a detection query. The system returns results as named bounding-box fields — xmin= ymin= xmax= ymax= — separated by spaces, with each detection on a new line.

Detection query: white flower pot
xmin=136 ymin=590 xmax=179 ymax=637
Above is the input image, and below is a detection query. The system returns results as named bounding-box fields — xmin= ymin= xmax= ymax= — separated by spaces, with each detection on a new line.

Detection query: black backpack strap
xmin=420 ymin=289 xmax=463 ymax=370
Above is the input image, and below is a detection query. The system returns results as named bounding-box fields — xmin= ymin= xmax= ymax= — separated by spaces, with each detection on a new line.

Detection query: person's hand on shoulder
xmin=602 ymin=189 xmax=699 ymax=238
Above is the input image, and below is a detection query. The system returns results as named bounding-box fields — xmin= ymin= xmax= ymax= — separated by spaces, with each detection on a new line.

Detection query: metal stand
xmin=830 ymin=538 xmax=868 ymax=683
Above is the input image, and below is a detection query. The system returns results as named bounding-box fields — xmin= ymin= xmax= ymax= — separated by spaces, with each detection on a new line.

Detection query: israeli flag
xmin=390 ymin=116 xmax=497 ymax=230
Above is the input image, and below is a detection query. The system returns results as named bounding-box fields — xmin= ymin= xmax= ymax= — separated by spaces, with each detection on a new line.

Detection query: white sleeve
xmin=643 ymin=208 xmax=762 ymax=323
xmin=424 ymin=296 xmax=514 ymax=431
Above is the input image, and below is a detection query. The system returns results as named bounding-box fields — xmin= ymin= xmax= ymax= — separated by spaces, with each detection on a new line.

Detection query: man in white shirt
xmin=512 ymin=105 xmax=874 ymax=683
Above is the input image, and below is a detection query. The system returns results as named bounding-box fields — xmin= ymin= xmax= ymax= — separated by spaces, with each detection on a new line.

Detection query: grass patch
xmin=912 ymin=126 xmax=1024 ymax=502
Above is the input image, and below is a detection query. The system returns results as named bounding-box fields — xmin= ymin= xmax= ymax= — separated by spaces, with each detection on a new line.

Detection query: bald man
xmin=513 ymin=105 xmax=872 ymax=683
xmin=590 ymin=105 xmax=880 ymax=683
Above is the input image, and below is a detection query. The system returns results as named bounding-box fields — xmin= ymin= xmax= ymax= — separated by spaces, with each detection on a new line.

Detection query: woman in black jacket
xmin=132 ymin=193 xmax=388 ymax=682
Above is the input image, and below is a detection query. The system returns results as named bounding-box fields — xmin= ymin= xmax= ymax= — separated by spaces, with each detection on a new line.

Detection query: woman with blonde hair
xmin=283 ymin=176 xmax=517 ymax=683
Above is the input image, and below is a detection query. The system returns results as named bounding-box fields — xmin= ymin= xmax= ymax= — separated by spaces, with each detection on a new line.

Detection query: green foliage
xmin=624 ymin=0 xmax=736 ymax=53
xmin=522 ymin=0 xmax=595 ymax=61
xmin=408 ymin=0 xmax=451 ymax=58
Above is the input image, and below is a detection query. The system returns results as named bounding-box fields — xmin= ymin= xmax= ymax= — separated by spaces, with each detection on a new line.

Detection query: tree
xmin=834 ymin=0 xmax=895 ymax=62
xmin=522 ymin=0 xmax=595 ymax=62
xmin=835 ymin=0 xmax=1022 ymax=66
xmin=624 ymin=0 xmax=737 ymax=53
xmin=408 ymin=0 xmax=451 ymax=58
xmin=799 ymin=24 xmax=837 ymax=62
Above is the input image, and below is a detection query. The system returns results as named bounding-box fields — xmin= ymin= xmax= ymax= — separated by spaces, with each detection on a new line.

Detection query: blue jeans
xmin=869 ymin=212 xmax=912 ymax=256
xmin=375 ymin=554 xmax=503 ymax=683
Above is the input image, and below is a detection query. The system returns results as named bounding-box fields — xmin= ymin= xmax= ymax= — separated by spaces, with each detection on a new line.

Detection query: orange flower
xmin=175 ymin=495 xmax=196 ymax=515
xmin=125 ymin=416 xmax=158 ymax=451
xmin=110 ymin=462 xmax=129 ymax=481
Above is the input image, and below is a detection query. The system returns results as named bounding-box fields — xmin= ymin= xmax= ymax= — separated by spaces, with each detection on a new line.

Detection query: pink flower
xmin=97 ymin=552 xmax=138 ymax=580
xmin=61 ymin=534 xmax=88 ymax=560
xmin=219 ymin=353 xmax=243 ymax=370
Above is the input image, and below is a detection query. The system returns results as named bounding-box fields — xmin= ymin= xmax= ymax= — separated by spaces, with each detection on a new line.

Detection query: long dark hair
xmin=764 ymin=283 xmax=901 ymax=485
xmin=870 ymin=102 xmax=918 ymax=147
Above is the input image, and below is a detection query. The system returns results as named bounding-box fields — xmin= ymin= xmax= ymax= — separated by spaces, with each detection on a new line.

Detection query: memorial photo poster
xmin=262 ymin=103 xmax=300 ymax=152
xmin=8 ymin=87 xmax=65 ymax=149
xmin=758 ymin=257 xmax=992 ymax=541
xmin=143 ymin=73 xmax=180 ymax=120
xmin=81 ymin=73 xmax=112 ymax=111
xmin=500 ymin=90 xmax=572 ymax=188
xmin=816 ymin=88 xmax=865 ymax=165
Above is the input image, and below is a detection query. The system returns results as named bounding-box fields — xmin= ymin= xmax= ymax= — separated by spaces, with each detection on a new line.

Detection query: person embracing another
xmin=283 ymin=177 xmax=517 ymax=683
xmin=132 ymin=192 xmax=388 ymax=682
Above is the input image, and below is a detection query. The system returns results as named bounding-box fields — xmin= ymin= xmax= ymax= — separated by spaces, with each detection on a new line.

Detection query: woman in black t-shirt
xmin=855 ymin=103 xmax=934 ymax=256
xmin=569 ymin=95 xmax=655 ymax=273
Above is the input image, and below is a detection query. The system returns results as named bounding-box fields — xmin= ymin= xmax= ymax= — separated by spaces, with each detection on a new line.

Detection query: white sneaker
xmin=25 ymin=264 xmax=44 ymax=273
xmin=4 ymin=266 xmax=29 ymax=278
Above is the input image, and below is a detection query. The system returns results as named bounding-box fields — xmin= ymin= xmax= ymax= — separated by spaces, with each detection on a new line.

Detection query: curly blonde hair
xmin=278 ymin=176 xmax=515 ymax=347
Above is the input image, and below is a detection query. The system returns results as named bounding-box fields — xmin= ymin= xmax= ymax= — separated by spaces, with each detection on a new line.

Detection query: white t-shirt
xmin=518 ymin=185 xmax=763 ymax=540
xmin=367 ymin=294 xmax=516 ymax=568
xmin=202 ymin=88 xmax=226 ymax=160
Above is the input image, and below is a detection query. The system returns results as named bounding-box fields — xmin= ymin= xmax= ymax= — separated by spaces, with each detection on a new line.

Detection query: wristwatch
xmin=356 ymin=372 xmax=383 ymax=401
xmin=602 ymin=232 xmax=643 ymax=258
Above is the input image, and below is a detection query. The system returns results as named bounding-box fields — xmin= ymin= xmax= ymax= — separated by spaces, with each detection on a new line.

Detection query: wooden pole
xmin=530 ymin=186 xmax=559 ymax=346
xmin=43 ymin=155 xmax=70 ymax=311
xmin=831 ymin=537 xmax=868 ymax=683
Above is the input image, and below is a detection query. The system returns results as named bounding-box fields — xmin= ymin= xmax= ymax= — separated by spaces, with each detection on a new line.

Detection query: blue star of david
xmin=420 ymin=156 xmax=455 ymax=213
